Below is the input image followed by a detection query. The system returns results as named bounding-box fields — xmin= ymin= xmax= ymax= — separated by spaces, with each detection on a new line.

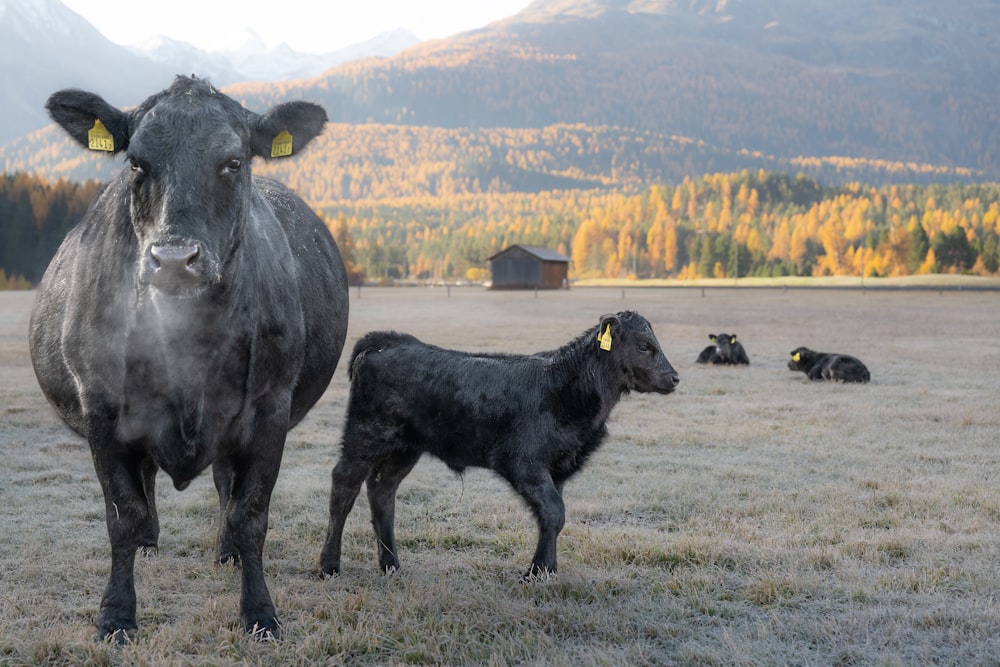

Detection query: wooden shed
xmin=488 ymin=245 xmax=569 ymax=290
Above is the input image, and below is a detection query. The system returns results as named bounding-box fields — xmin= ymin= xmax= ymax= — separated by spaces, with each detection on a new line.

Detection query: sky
xmin=60 ymin=0 xmax=534 ymax=54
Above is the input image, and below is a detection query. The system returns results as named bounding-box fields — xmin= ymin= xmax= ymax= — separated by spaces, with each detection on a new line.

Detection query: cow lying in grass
xmin=696 ymin=333 xmax=750 ymax=365
xmin=319 ymin=311 xmax=679 ymax=579
xmin=787 ymin=346 xmax=870 ymax=383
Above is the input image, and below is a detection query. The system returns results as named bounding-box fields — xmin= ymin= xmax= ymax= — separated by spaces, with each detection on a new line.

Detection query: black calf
xmin=696 ymin=333 xmax=750 ymax=365
xmin=788 ymin=346 xmax=870 ymax=383
xmin=320 ymin=311 xmax=679 ymax=579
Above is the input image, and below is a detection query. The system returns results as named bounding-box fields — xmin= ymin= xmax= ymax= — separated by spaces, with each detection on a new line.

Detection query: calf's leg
xmin=366 ymin=450 xmax=421 ymax=573
xmin=507 ymin=470 xmax=565 ymax=578
xmin=319 ymin=455 xmax=372 ymax=576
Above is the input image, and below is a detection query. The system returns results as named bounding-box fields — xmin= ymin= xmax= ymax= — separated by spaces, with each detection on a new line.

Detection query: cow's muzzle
xmin=140 ymin=244 xmax=212 ymax=293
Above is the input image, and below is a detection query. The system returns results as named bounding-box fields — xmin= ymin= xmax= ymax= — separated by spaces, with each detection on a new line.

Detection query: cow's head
xmin=46 ymin=75 xmax=327 ymax=296
xmin=709 ymin=333 xmax=739 ymax=362
xmin=597 ymin=311 xmax=679 ymax=394
xmin=788 ymin=346 xmax=818 ymax=372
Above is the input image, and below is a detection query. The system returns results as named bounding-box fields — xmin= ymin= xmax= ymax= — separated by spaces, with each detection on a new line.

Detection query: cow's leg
xmin=138 ymin=456 xmax=159 ymax=553
xmin=88 ymin=430 xmax=154 ymax=642
xmin=222 ymin=422 xmax=286 ymax=639
xmin=506 ymin=469 xmax=565 ymax=579
xmin=212 ymin=459 xmax=238 ymax=564
xmin=366 ymin=449 xmax=421 ymax=573
xmin=319 ymin=454 xmax=372 ymax=576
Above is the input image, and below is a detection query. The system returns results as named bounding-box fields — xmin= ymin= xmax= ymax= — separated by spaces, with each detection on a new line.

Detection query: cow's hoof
xmin=245 ymin=618 xmax=281 ymax=642
xmin=96 ymin=625 xmax=136 ymax=645
xmin=219 ymin=552 xmax=241 ymax=566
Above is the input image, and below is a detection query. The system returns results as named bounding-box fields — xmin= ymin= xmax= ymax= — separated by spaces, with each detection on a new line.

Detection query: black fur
xmin=696 ymin=333 xmax=750 ymax=365
xmin=30 ymin=76 xmax=349 ymax=641
xmin=320 ymin=311 xmax=679 ymax=579
xmin=787 ymin=346 xmax=870 ymax=383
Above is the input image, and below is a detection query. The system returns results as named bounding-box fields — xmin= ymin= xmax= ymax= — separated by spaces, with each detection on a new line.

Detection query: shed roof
xmin=488 ymin=245 xmax=569 ymax=263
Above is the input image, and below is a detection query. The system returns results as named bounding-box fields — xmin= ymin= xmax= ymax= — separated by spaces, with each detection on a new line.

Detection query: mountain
xmin=4 ymin=0 xmax=1000 ymax=187
xmin=0 ymin=0 xmax=176 ymax=145
xmin=129 ymin=28 xmax=420 ymax=84
xmin=224 ymin=0 xmax=1000 ymax=181
xmin=0 ymin=0 xmax=419 ymax=145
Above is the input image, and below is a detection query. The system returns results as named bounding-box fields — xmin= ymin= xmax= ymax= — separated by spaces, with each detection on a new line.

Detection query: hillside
xmin=225 ymin=0 xmax=1000 ymax=179
xmin=4 ymin=1 xmax=999 ymax=186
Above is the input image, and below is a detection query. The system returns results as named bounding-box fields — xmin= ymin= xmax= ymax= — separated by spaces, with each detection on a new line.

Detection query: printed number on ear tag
xmin=88 ymin=120 xmax=114 ymax=152
xmin=271 ymin=130 xmax=293 ymax=158
xmin=599 ymin=324 xmax=613 ymax=351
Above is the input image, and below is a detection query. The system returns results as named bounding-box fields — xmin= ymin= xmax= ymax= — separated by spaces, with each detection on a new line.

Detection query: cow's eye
xmin=638 ymin=342 xmax=652 ymax=354
xmin=129 ymin=158 xmax=144 ymax=175
xmin=222 ymin=159 xmax=242 ymax=175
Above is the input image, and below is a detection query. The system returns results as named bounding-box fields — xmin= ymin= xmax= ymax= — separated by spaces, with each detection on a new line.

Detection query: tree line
xmin=320 ymin=171 xmax=1000 ymax=283
xmin=0 ymin=173 xmax=103 ymax=287
xmin=2 ymin=170 xmax=998 ymax=288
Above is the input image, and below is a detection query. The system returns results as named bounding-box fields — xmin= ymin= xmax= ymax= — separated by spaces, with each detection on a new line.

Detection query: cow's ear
xmin=251 ymin=101 xmax=327 ymax=160
xmin=597 ymin=313 xmax=621 ymax=351
xmin=730 ymin=335 xmax=737 ymax=344
xmin=709 ymin=334 xmax=717 ymax=342
xmin=46 ymin=89 xmax=130 ymax=155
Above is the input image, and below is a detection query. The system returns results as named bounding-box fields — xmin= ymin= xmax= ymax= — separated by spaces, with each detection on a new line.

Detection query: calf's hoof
xmin=96 ymin=623 xmax=136 ymax=645
xmin=521 ymin=563 xmax=556 ymax=582
xmin=245 ymin=616 xmax=281 ymax=642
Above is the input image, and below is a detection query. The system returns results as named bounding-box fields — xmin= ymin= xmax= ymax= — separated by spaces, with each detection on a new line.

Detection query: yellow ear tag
xmin=599 ymin=324 xmax=613 ymax=351
xmin=730 ymin=337 xmax=737 ymax=344
xmin=792 ymin=352 xmax=801 ymax=362
xmin=270 ymin=130 xmax=293 ymax=158
xmin=87 ymin=119 xmax=115 ymax=152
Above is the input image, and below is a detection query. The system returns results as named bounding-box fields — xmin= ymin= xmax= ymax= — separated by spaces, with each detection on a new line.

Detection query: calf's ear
xmin=251 ymin=101 xmax=328 ymax=160
xmin=46 ymin=89 xmax=130 ymax=155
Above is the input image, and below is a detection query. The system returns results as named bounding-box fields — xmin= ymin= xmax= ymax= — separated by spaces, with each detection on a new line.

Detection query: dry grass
xmin=1 ymin=286 xmax=999 ymax=665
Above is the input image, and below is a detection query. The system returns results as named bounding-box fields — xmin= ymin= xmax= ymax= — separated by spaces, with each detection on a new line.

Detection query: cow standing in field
xmin=787 ymin=346 xmax=870 ymax=383
xmin=319 ymin=311 xmax=679 ymax=580
xmin=696 ymin=333 xmax=750 ymax=365
xmin=29 ymin=76 xmax=349 ymax=641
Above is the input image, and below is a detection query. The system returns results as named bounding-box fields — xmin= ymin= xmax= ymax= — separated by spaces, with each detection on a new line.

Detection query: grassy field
xmin=1 ymin=285 xmax=998 ymax=666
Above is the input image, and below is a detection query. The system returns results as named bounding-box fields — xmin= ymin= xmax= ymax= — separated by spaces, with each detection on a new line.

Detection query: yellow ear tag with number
xmin=792 ymin=352 xmax=801 ymax=362
xmin=270 ymin=130 xmax=293 ymax=158
xmin=599 ymin=324 xmax=613 ymax=351
xmin=87 ymin=119 xmax=115 ymax=152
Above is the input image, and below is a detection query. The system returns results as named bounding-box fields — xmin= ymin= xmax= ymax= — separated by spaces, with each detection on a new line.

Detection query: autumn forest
xmin=4 ymin=167 xmax=998 ymax=289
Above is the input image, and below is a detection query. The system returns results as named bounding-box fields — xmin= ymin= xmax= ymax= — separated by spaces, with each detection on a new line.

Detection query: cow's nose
xmin=149 ymin=244 xmax=199 ymax=274
xmin=146 ymin=244 xmax=202 ymax=288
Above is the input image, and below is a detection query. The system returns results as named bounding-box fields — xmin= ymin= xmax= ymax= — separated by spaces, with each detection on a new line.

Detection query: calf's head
xmin=709 ymin=333 xmax=739 ymax=362
xmin=46 ymin=75 xmax=327 ymax=295
xmin=597 ymin=311 xmax=679 ymax=394
xmin=787 ymin=346 xmax=819 ymax=372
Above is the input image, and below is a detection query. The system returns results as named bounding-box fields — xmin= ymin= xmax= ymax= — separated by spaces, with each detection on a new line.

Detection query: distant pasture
xmin=1 ymin=286 xmax=998 ymax=665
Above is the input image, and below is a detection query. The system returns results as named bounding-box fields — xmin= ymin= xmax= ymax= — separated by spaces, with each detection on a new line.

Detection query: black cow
xmin=696 ymin=333 xmax=750 ymax=365
xmin=29 ymin=76 xmax=349 ymax=641
xmin=319 ymin=311 xmax=679 ymax=580
xmin=787 ymin=346 xmax=870 ymax=383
